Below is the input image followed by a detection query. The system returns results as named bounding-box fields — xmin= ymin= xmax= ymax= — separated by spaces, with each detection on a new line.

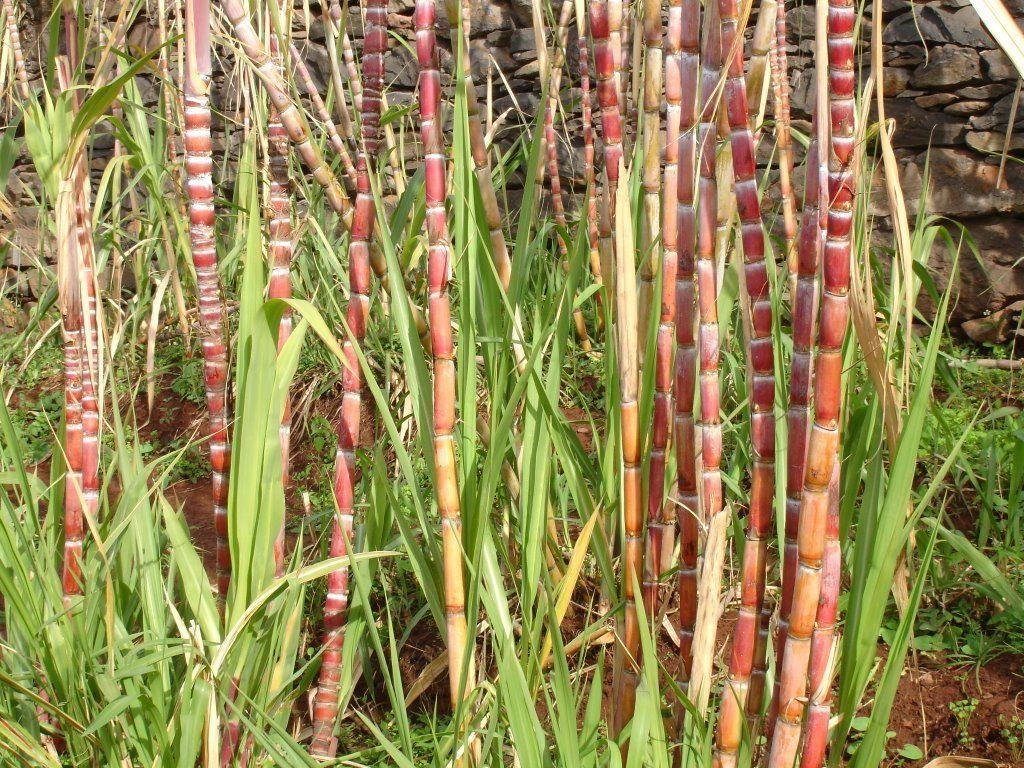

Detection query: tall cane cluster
xmin=206 ymin=0 xmax=857 ymax=759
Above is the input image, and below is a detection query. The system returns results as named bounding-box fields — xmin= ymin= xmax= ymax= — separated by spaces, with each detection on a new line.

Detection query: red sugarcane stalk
xmin=308 ymin=0 xmax=387 ymax=757
xmin=57 ymin=18 xmax=100 ymax=603
xmin=766 ymin=0 xmax=854 ymax=758
xmin=591 ymin=0 xmax=625 ymax=286
xmin=342 ymin=23 xmax=405 ymax=197
xmin=800 ymin=453 xmax=841 ymax=768
xmin=642 ymin=0 xmax=677 ymax=618
xmin=268 ymin=10 xmax=292 ymax=577
xmin=184 ymin=0 xmax=232 ymax=604
xmin=673 ymin=0 xmax=701 ymax=687
xmin=57 ymin=169 xmax=86 ymax=600
xmin=3 ymin=0 xmax=30 ymax=100
xmin=635 ymin=0 xmax=661 ymax=370
xmin=577 ymin=8 xmax=605 ymax=324
xmin=770 ymin=0 xmax=798 ymax=298
xmin=544 ymin=0 xmax=591 ymax=351
xmin=766 ymin=131 xmax=825 ymax=744
xmin=416 ymin=0 xmax=476 ymax=720
xmin=713 ymin=0 xmax=780 ymax=752
xmin=289 ymin=42 xmax=359 ymax=193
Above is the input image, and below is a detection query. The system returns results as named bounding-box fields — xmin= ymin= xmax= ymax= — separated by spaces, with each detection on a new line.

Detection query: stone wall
xmin=4 ymin=0 xmax=1023 ymax=329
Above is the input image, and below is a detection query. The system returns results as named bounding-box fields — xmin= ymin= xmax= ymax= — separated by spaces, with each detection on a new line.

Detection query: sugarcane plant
xmin=1 ymin=0 xmax=979 ymax=762
xmin=184 ymin=0 xmax=232 ymax=603
xmin=309 ymin=0 xmax=387 ymax=756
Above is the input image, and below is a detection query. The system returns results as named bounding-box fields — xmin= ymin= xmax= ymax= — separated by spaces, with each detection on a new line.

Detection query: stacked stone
xmin=3 ymin=0 xmax=1022 ymax=327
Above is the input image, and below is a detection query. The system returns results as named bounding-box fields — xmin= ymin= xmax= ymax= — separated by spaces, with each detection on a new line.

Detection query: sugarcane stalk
xmin=799 ymin=453 xmax=841 ymax=768
xmin=416 ymin=0 xmax=476 ymax=723
xmin=543 ymin=0 xmax=591 ymax=351
xmin=54 ymin=15 xmax=99 ymax=605
xmin=592 ymin=0 xmax=640 ymax=737
xmin=2 ymin=0 xmax=30 ymax=99
xmin=324 ymin=0 xmax=356 ymax=145
xmin=308 ymin=0 xmax=387 ymax=757
xmin=289 ymin=42 xmax=359 ymax=192
xmin=221 ymin=0 xmax=431 ymax=349
xmin=635 ymin=0 xmax=661 ymax=370
xmin=672 ymin=0 xmax=701 ymax=689
xmin=184 ymin=0 xmax=232 ymax=603
xmin=590 ymin=0 xmax=624 ymax=303
xmin=712 ymin=0 xmax=780 ymax=754
xmin=267 ymin=7 xmax=292 ymax=576
xmin=576 ymin=1 xmax=606 ymax=324
xmin=444 ymin=0 xmax=511 ymax=290
xmin=642 ymin=0 xmax=676 ymax=619
xmin=770 ymin=1 xmax=798 ymax=299
xmin=692 ymin=0 xmax=726 ymax=675
xmin=605 ymin=0 xmax=625 ymax=156
xmin=222 ymin=1 xmax=353 ymax=215
xmin=766 ymin=131 xmax=824 ymax=743
xmin=745 ymin=0 xmax=777 ymax=138
xmin=57 ymin=176 xmax=85 ymax=600
xmin=765 ymin=0 xmax=854 ymax=758
xmin=610 ymin=159 xmax=642 ymax=741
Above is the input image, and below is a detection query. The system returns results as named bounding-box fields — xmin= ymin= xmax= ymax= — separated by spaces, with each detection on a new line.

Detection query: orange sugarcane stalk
xmin=800 ymin=454 xmax=842 ymax=768
xmin=642 ymin=0 xmax=676 ymax=617
xmin=309 ymin=0 xmax=387 ymax=757
xmin=446 ymin=0 xmax=512 ymax=290
xmin=767 ymin=130 xmax=825 ymax=744
xmin=673 ymin=0 xmax=701 ymax=687
xmin=544 ymin=0 xmax=591 ymax=351
xmin=268 ymin=9 xmax=292 ymax=576
xmin=635 ymin=0 xmax=661 ymax=368
xmin=766 ymin=0 xmax=854 ymax=758
xmin=770 ymin=0 xmax=798 ymax=298
xmin=184 ymin=0 xmax=232 ymax=603
xmin=713 ymin=0 xmax=779 ymax=752
xmin=416 ymin=0 xmax=475 ymax=716
xmin=289 ymin=42 xmax=359 ymax=193
xmin=3 ymin=0 xmax=30 ymax=99
xmin=593 ymin=0 xmax=642 ymax=739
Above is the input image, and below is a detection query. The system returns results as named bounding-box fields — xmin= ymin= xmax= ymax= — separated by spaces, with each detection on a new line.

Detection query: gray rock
xmin=874 ymin=148 xmax=1024 ymax=218
xmin=958 ymin=83 xmax=1014 ymax=99
xmin=884 ymin=6 xmax=996 ymax=47
xmin=926 ymin=219 xmax=1024 ymax=321
xmin=965 ymin=130 xmax=1024 ymax=153
xmin=970 ymin=92 xmax=1024 ymax=131
xmin=910 ymin=45 xmax=980 ymax=88
xmin=884 ymin=66 xmax=912 ymax=95
xmin=887 ymin=44 xmax=927 ymax=67
xmin=915 ymin=92 xmax=957 ymax=108
xmin=981 ymin=49 xmax=1019 ymax=81
xmin=883 ymin=98 xmax=967 ymax=146
xmin=943 ymin=99 xmax=990 ymax=116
